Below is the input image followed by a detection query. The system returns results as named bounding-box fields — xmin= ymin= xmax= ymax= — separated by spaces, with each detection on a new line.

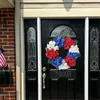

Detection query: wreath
xmin=45 ymin=37 xmax=80 ymax=70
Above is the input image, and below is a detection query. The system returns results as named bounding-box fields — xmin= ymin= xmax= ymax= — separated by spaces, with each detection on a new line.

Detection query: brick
xmin=5 ymin=95 xmax=15 ymax=99
xmin=8 ymin=14 xmax=14 ymax=17
xmin=3 ymin=18 xmax=14 ymax=21
xmin=0 ymin=8 xmax=15 ymax=100
xmin=3 ymin=32 xmax=14 ymax=34
xmin=10 ymin=92 xmax=15 ymax=95
xmin=3 ymin=25 xmax=14 ymax=28
xmin=3 ymin=39 xmax=14 ymax=42
xmin=7 ymin=22 xmax=14 ymax=24
xmin=0 ymin=95 xmax=4 ymax=99
xmin=8 ymin=35 xmax=15 ymax=38
xmin=8 ymin=29 xmax=14 ymax=31
xmin=0 ymin=35 xmax=7 ymax=38
xmin=0 ymin=13 xmax=8 ymax=17
xmin=4 ymin=87 xmax=15 ymax=92
xmin=0 ymin=42 xmax=8 ymax=45
xmin=3 ymin=46 xmax=15 ymax=49
xmin=0 ymin=28 xmax=9 ymax=31
xmin=0 ymin=21 xmax=7 ymax=24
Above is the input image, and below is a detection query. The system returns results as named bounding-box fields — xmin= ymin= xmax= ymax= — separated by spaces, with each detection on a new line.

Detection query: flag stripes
xmin=0 ymin=49 xmax=7 ymax=67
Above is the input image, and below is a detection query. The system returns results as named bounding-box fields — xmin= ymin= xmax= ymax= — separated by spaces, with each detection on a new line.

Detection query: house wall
xmin=21 ymin=0 xmax=100 ymax=17
xmin=0 ymin=8 xmax=15 ymax=100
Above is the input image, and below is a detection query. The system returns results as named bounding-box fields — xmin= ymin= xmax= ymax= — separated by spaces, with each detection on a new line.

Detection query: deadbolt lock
xmin=42 ymin=67 xmax=46 ymax=72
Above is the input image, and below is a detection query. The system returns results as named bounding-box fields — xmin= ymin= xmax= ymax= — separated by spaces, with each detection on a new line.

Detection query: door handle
xmin=42 ymin=73 xmax=46 ymax=89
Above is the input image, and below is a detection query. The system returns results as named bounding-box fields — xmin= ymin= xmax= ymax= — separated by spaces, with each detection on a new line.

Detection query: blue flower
xmin=67 ymin=52 xmax=80 ymax=59
xmin=50 ymin=57 xmax=63 ymax=68
xmin=54 ymin=37 xmax=64 ymax=48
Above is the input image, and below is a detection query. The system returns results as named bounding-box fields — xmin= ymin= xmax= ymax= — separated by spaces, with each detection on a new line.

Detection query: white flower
xmin=46 ymin=41 xmax=59 ymax=50
xmin=58 ymin=60 xmax=70 ymax=70
xmin=53 ymin=46 xmax=59 ymax=51
xmin=49 ymin=41 xmax=55 ymax=45
xmin=47 ymin=44 xmax=54 ymax=50
xmin=69 ymin=45 xmax=80 ymax=53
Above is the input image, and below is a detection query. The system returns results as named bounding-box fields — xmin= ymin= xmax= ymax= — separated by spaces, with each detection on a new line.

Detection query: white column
xmin=15 ymin=0 xmax=21 ymax=99
xmin=21 ymin=17 xmax=26 ymax=100
xmin=85 ymin=17 xmax=89 ymax=100
xmin=37 ymin=17 xmax=42 ymax=100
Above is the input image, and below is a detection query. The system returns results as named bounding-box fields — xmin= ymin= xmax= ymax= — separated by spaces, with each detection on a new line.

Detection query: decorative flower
xmin=59 ymin=60 xmax=70 ymax=70
xmin=49 ymin=41 xmax=56 ymax=45
xmin=46 ymin=41 xmax=59 ymax=50
xmin=69 ymin=45 xmax=80 ymax=53
xmin=64 ymin=38 xmax=75 ymax=50
xmin=50 ymin=57 xmax=63 ymax=68
xmin=45 ymin=49 xmax=59 ymax=60
xmin=64 ymin=56 xmax=76 ymax=67
xmin=67 ymin=52 xmax=80 ymax=59
xmin=54 ymin=37 xmax=64 ymax=48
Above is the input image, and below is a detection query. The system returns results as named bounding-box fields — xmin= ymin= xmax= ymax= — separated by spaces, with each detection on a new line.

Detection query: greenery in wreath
xmin=45 ymin=37 xmax=80 ymax=70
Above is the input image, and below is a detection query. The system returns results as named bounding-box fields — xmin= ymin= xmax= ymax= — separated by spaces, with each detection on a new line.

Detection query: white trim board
xmin=21 ymin=8 xmax=100 ymax=18
xmin=84 ymin=17 xmax=89 ymax=100
xmin=15 ymin=0 xmax=21 ymax=100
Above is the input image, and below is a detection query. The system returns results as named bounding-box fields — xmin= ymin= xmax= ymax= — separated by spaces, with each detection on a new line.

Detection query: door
xmin=41 ymin=19 xmax=84 ymax=100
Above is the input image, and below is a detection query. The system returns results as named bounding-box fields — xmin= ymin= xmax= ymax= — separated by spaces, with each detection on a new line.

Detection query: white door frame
xmin=16 ymin=16 xmax=89 ymax=100
xmin=37 ymin=17 xmax=42 ymax=100
xmin=84 ymin=17 xmax=89 ymax=100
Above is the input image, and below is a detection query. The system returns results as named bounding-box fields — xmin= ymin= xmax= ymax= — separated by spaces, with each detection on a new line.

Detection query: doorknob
xmin=42 ymin=73 xmax=46 ymax=89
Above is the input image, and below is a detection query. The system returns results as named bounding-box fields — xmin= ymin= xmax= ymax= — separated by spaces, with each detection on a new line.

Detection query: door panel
xmin=89 ymin=19 xmax=100 ymax=100
xmin=24 ymin=19 xmax=38 ymax=100
xmin=41 ymin=19 xmax=84 ymax=100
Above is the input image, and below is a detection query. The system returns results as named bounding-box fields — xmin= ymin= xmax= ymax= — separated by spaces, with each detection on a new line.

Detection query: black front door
xmin=41 ymin=19 xmax=84 ymax=100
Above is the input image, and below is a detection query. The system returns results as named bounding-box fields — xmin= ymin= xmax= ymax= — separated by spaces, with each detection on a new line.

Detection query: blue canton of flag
xmin=0 ymin=49 xmax=7 ymax=68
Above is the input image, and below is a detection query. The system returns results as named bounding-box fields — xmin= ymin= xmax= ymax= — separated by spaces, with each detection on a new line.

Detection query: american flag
xmin=0 ymin=49 xmax=7 ymax=68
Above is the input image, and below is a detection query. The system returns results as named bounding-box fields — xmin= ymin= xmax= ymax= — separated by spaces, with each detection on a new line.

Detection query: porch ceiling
xmin=0 ymin=0 xmax=14 ymax=8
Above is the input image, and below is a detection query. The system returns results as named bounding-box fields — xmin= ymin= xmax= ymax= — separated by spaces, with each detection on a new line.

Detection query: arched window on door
xmin=50 ymin=25 xmax=76 ymax=38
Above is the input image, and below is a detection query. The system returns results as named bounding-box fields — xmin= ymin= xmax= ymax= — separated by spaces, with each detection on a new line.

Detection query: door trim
xmin=84 ymin=17 xmax=89 ymax=100
xmin=37 ymin=17 xmax=42 ymax=100
xmin=15 ymin=0 xmax=21 ymax=100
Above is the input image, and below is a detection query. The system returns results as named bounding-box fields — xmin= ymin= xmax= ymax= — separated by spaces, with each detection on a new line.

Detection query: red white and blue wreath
xmin=45 ymin=37 xmax=80 ymax=70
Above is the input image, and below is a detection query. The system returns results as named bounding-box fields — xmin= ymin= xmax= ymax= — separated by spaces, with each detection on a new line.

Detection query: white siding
xmin=20 ymin=0 xmax=100 ymax=17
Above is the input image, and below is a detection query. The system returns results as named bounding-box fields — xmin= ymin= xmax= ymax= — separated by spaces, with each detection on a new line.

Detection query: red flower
xmin=64 ymin=37 xmax=75 ymax=50
xmin=64 ymin=56 xmax=76 ymax=67
xmin=45 ymin=49 xmax=59 ymax=60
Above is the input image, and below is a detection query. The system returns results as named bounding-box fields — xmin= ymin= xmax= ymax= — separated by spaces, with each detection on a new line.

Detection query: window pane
xmin=27 ymin=27 xmax=36 ymax=71
xmin=50 ymin=25 xmax=76 ymax=38
xmin=90 ymin=27 xmax=99 ymax=71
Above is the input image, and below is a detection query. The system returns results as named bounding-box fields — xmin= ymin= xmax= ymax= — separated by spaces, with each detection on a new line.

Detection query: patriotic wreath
xmin=45 ymin=37 xmax=80 ymax=70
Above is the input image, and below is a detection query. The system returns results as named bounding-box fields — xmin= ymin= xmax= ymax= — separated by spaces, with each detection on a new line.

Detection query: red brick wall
xmin=0 ymin=8 xmax=15 ymax=100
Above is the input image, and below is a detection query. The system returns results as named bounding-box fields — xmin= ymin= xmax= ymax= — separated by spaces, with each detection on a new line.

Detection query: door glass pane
xmin=27 ymin=27 xmax=37 ymax=71
xmin=90 ymin=26 xmax=99 ymax=71
xmin=50 ymin=25 xmax=76 ymax=38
